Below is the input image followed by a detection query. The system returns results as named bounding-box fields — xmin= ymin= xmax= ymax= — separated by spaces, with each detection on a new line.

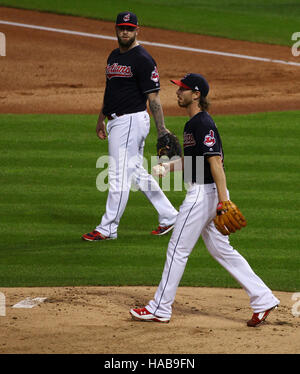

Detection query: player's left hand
xmin=213 ymin=200 xmax=247 ymax=235
xmin=96 ymin=120 xmax=107 ymax=140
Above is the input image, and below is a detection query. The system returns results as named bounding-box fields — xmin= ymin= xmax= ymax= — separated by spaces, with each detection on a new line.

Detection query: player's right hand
xmin=152 ymin=163 xmax=168 ymax=177
xmin=96 ymin=121 xmax=107 ymax=140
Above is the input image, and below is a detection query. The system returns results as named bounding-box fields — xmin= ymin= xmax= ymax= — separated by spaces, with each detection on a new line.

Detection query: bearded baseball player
xmin=82 ymin=12 xmax=179 ymax=241
xmin=130 ymin=73 xmax=280 ymax=327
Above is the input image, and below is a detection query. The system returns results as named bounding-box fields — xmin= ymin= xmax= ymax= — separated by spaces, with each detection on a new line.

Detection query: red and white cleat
xmin=130 ymin=307 xmax=170 ymax=323
xmin=247 ymin=305 xmax=278 ymax=327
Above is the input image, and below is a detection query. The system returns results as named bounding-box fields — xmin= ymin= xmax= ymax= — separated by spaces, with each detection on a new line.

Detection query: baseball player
xmin=82 ymin=12 xmax=178 ymax=241
xmin=130 ymin=73 xmax=280 ymax=327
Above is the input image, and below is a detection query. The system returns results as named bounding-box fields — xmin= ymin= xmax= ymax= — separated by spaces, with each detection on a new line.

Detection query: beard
xmin=117 ymin=35 xmax=136 ymax=49
xmin=177 ymin=98 xmax=191 ymax=108
xmin=177 ymin=100 xmax=186 ymax=107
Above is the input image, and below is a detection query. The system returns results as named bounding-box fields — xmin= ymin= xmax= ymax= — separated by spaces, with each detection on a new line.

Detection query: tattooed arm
xmin=147 ymin=92 xmax=169 ymax=138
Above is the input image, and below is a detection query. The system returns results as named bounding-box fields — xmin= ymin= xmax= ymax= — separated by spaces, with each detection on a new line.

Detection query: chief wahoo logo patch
xmin=203 ymin=130 xmax=216 ymax=147
xmin=123 ymin=13 xmax=130 ymax=22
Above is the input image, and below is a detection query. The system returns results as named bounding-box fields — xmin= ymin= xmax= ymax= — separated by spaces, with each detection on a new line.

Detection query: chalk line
xmin=0 ymin=19 xmax=299 ymax=67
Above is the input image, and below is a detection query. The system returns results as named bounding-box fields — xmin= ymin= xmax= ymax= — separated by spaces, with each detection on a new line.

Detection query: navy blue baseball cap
xmin=116 ymin=12 xmax=138 ymax=27
xmin=171 ymin=73 xmax=209 ymax=97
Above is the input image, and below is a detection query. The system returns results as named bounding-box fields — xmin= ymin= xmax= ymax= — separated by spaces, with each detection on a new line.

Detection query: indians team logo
xmin=123 ymin=13 xmax=130 ymax=22
xmin=150 ymin=66 xmax=159 ymax=83
xmin=203 ymin=130 xmax=216 ymax=147
xmin=183 ymin=132 xmax=196 ymax=147
xmin=106 ymin=63 xmax=133 ymax=79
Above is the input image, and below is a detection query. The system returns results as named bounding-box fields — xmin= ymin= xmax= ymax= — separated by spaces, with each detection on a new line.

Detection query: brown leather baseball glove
xmin=156 ymin=132 xmax=182 ymax=160
xmin=213 ymin=200 xmax=247 ymax=235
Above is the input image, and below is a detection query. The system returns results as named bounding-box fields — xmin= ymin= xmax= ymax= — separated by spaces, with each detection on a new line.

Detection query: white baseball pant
xmin=96 ymin=110 xmax=178 ymax=238
xmin=146 ymin=183 xmax=280 ymax=318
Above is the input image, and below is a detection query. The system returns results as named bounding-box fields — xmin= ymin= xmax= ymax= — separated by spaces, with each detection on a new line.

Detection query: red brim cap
xmin=170 ymin=80 xmax=191 ymax=90
xmin=116 ymin=23 xmax=138 ymax=27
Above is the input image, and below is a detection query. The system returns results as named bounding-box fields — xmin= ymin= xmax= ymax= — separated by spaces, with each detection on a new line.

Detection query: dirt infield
xmin=1 ymin=286 xmax=300 ymax=354
xmin=0 ymin=7 xmax=300 ymax=355
xmin=1 ymin=7 xmax=300 ymax=116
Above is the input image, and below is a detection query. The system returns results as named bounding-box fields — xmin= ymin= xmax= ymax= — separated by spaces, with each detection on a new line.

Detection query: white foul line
xmin=1 ymin=19 xmax=299 ymax=67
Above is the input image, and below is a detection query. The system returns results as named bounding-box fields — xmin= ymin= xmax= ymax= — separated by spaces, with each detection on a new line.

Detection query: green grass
xmin=0 ymin=112 xmax=299 ymax=291
xmin=0 ymin=0 xmax=299 ymax=46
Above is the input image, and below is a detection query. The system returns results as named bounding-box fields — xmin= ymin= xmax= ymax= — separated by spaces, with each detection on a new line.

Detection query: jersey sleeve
xmin=194 ymin=124 xmax=222 ymax=158
xmin=135 ymin=55 xmax=160 ymax=94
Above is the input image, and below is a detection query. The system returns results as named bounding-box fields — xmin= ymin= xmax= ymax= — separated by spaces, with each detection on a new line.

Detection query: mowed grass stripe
xmin=0 ymin=112 xmax=299 ymax=290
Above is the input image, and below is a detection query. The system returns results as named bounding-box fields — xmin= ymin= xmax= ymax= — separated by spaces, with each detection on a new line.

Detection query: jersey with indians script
xmin=102 ymin=45 xmax=160 ymax=116
xmin=183 ymin=111 xmax=224 ymax=184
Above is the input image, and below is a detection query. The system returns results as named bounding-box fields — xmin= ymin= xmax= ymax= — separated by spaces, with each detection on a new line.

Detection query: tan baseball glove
xmin=213 ymin=200 xmax=247 ymax=235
